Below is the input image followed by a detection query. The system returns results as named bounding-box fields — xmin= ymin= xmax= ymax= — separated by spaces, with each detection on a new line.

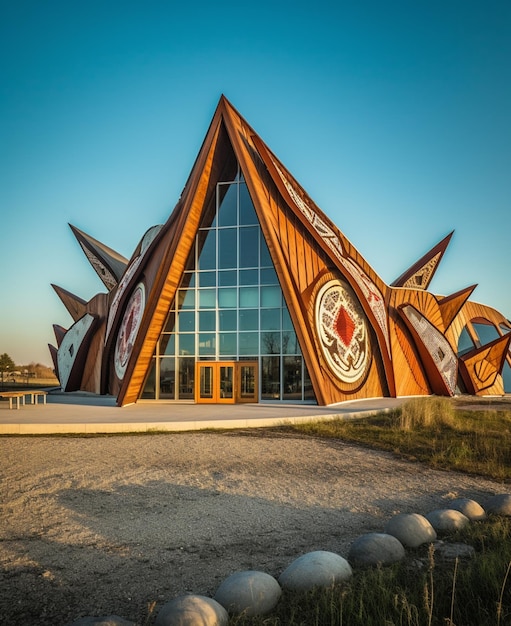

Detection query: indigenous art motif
xmin=401 ymin=254 xmax=441 ymax=290
xmin=80 ymin=246 xmax=118 ymax=291
xmin=114 ymin=283 xmax=145 ymax=380
xmin=49 ymin=96 xmax=511 ymax=405
xmin=105 ymin=255 xmax=144 ymax=342
xmin=399 ymin=304 xmax=458 ymax=396
xmin=315 ymin=279 xmax=371 ymax=385
xmin=56 ymin=313 xmax=98 ymax=392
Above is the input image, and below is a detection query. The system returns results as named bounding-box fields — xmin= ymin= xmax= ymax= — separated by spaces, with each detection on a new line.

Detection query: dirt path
xmin=0 ymin=430 xmax=506 ymax=625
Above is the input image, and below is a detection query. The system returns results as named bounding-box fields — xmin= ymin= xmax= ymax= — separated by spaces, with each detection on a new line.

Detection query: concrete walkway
xmin=0 ymin=391 xmax=407 ymax=435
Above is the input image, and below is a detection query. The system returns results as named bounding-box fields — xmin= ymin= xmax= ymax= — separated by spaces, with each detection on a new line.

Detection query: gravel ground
xmin=0 ymin=430 xmax=506 ymax=625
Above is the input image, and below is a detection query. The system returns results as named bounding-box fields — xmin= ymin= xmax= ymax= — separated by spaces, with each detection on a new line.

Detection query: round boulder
xmin=155 ymin=595 xmax=228 ymax=626
xmin=278 ymin=550 xmax=352 ymax=593
xmin=213 ymin=570 xmax=281 ymax=617
xmin=348 ymin=533 xmax=406 ymax=567
xmin=384 ymin=513 xmax=437 ymax=548
xmin=425 ymin=509 xmax=470 ymax=533
xmin=485 ymin=493 xmax=511 ymax=516
xmin=67 ymin=618 xmax=135 ymax=626
xmin=448 ymin=498 xmax=486 ymax=521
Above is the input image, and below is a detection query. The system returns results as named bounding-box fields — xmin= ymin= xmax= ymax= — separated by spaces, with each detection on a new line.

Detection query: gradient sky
xmin=1 ymin=0 xmax=509 ymax=367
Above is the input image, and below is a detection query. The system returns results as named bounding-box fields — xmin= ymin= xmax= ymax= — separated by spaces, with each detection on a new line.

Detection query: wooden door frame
xmin=195 ymin=361 xmax=235 ymax=404
xmin=195 ymin=361 xmax=259 ymax=404
xmin=235 ymin=361 xmax=258 ymax=403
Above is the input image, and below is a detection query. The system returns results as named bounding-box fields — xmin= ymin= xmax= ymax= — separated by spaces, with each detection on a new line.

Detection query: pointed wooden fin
xmin=52 ymin=284 xmax=88 ymax=322
xmin=69 ymin=224 xmax=129 ymax=290
xmin=438 ymin=285 xmax=477 ymax=332
xmin=392 ymin=231 xmax=454 ymax=290
xmin=48 ymin=344 xmax=59 ymax=381
xmin=398 ymin=303 xmax=458 ymax=396
xmin=458 ymin=334 xmax=511 ymax=395
xmin=52 ymin=324 xmax=67 ymax=347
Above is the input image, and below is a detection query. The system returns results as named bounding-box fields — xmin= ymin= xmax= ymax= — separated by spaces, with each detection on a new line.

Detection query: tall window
xmin=141 ymin=167 xmax=315 ymax=402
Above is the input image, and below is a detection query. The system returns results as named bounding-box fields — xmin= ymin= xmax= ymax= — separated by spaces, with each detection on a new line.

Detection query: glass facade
xmin=140 ymin=168 xmax=315 ymax=402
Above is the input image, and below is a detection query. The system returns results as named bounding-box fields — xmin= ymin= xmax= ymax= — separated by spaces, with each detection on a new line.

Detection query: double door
xmin=196 ymin=361 xmax=258 ymax=404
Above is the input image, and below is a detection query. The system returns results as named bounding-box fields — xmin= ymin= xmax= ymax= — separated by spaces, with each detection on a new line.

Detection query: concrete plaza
xmin=0 ymin=392 xmax=406 ymax=435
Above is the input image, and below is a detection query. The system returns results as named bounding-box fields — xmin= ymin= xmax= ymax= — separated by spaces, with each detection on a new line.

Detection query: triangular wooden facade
xmin=115 ymin=97 xmax=394 ymax=405
xmin=50 ymin=96 xmax=511 ymax=405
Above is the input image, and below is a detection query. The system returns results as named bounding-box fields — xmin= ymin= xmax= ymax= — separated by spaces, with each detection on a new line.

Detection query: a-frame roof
xmin=117 ymin=96 xmax=396 ymax=405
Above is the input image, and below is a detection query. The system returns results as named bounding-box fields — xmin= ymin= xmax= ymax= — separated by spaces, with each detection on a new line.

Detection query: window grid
xmin=142 ymin=171 xmax=312 ymax=402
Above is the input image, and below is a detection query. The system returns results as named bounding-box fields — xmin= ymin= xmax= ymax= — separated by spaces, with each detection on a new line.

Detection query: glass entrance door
xmin=196 ymin=362 xmax=235 ymax=403
xmin=237 ymin=362 xmax=258 ymax=403
xmin=196 ymin=361 xmax=258 ymax=403
xmin=198 ymin=364 xmax=214 ymax=401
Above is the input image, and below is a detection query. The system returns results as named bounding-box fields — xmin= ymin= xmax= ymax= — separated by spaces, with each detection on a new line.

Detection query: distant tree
xmin=0 ymin=353 xmax=16 ymax=383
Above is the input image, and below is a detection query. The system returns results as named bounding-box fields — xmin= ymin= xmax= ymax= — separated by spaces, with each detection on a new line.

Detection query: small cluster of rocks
xmin=68 ymin=493 xmax=511 ymax=626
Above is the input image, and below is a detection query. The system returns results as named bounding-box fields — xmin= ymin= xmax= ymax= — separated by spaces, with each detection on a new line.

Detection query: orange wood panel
xmin=459 ymin=335 xmax=511 ymax=395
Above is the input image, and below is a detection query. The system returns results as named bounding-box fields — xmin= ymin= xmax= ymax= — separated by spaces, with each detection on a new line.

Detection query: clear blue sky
xmin=1 ymin=0 xmax=509 ymax=367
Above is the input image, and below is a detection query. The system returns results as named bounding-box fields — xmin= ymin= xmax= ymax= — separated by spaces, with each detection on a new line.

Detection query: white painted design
xmin=315 ymin=279 xmax=371 ymax=384
xmin=105 ymin=224 xmax=162 ymax=344
xmin=105 ymin=255 xmax=143 ymax=342
xmin=401 ymin=304 xmax=458 ymax=395
xmin=80 ymin=244 xmax=117 ymax=290
xmin=402 ymin=252 xmax=442 ymax=290
xmin=140 ymin=224 xmax=163 ymax=255
xmin=114 ymin=283 xmax=146 ymax=380
xmin=57 ymin=314 xmax=96 ymax=390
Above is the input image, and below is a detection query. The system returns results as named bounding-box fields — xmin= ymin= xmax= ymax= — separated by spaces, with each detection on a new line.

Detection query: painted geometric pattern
xmin=402 ymin=252 xmax=442 ymax=290
xmin=105 ymin=255 xmax=144 ymax=342
xmin=315 ymin=279 xmax=371 ymax=384
xmin=401 ymin=304 xmax=458 ymax=395
xmin=114 ymin=283 xmax=146 ymax=380
xmin=80 ymin=243 xmax=118 ymax=291
xmin=57 ymin=313 xmax=96 ymax=390
xmin=106 ymin=225 xmax=163 ymax=344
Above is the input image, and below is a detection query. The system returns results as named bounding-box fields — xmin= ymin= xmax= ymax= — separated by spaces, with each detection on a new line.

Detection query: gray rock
xmin=485 ymin=493 xmax=511 ymax=516
xmin=67 ymin=618 xmax=134 ymax=626
xmin=348 ymin=532 xmax=406 ymax=567
xmin=425 ymin=509 xmax=470 ymax=532
xmin=278 ymin=550 xmax=352 ymax=592
xmin=384 ymin=513 xmax=437 ymax=548
xmin=155 ymin=595 xmax=228 ymax=626
xmin=214 ymin=570 xmax=281 ymax=616
xmin=433 ymin=541 xmax=476 ymax=562
xmin=448 ymin=498 xmax=486 ymax=520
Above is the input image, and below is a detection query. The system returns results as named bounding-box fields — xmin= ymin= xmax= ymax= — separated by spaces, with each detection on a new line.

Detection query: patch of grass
xmin=277 ymin=396 xmax=511 ymax=481
xmin=229 ymin=516 xmax=511 ymax=626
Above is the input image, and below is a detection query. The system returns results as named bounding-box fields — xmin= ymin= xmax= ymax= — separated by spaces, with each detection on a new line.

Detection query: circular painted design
xmin=315 ymin=279 xmax=371 ymax=384
xmin=114 ymin=283 xmax=145 ymax=380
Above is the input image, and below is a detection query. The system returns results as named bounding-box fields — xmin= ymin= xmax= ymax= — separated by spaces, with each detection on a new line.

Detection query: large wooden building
xmin=50 ymin=96 xmax=511 ymax=406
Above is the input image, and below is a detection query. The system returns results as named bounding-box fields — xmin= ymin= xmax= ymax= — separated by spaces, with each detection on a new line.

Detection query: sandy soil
xmin=0 ymin=429 xmax=507 ymax=625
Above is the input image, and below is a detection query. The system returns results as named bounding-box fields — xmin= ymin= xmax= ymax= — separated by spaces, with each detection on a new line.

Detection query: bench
xmin=0 ymin=390 xmax=48 ymax=409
